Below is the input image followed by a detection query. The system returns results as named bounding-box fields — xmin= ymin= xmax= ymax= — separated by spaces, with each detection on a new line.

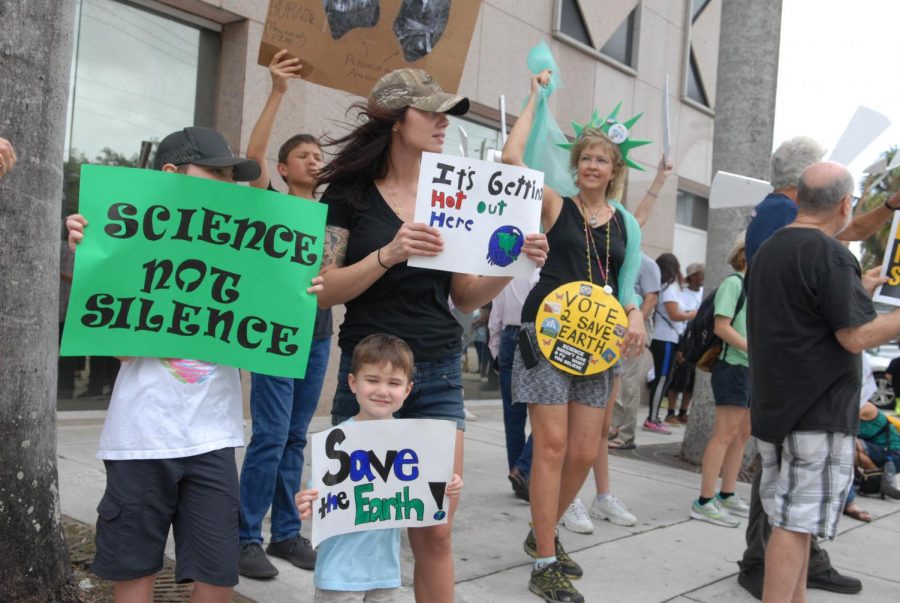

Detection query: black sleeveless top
xmin=521 ymin=197 xmax=627 ymax=323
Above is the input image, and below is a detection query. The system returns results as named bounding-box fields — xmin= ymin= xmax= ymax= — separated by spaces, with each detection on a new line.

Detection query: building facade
xmin=59 ymin=0 xmax=722 ymax=409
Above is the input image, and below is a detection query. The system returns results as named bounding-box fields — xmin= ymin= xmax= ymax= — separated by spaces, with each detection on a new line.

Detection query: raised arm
xmin=838 ymin=190 xmax=900 ymax=242
xmin=501 ymin=70 xmax=563 ymax=230
xmin=632 ymin=155 xmax=674 ymax=227
xmin=501 ymin=71 xmax=547 ymax=168
xmin=246 ymin=49 xmax=303 ymax=190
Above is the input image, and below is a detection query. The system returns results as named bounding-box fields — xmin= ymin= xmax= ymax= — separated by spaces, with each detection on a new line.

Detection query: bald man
xmin=747 ymin=162 xmax=900 ymax=603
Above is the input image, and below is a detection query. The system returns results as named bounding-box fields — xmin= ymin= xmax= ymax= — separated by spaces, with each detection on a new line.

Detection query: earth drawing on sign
xmin=486 ymin=225 xmax=524 ymax=267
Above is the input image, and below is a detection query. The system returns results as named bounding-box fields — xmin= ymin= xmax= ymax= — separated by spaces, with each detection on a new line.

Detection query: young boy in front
xmin=65 ymin=127 xmax=322 ymax=602
xmin=295 ymin=333 xmax=463 ymax=602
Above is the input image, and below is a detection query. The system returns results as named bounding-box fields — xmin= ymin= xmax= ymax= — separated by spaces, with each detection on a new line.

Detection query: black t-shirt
xmin=268 ymin=182 xmax=333 ymax=340
xmin=323 ymin=182 xmax=461 ymax=360
xmin=747 ymin=227 xmax=876 ymax=443
xmin=521 ymin=197 xmax=626 ymax=323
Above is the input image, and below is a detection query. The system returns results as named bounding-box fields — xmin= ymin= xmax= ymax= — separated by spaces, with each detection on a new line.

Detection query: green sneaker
xmin=523 ymin=528 xmax=583 ymax=579
xmin=529 ymin=561 xmax=584 ymax=603
xmin=690 ymin=498 xmax=740 ymax=528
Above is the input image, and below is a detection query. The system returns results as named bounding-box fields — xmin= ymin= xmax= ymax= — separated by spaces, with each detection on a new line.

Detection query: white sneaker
xmin=717 ymin=493 xmax=750 ymax=517
xmin=464 ymin=406 xmax=477 ymax=421
xmin=589 ymin=494 xmax=637 ymax=526
xmin=561 ymin=498 xmax=594 ymax=534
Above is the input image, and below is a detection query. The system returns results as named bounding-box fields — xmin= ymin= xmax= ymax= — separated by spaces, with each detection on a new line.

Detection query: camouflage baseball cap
xmin=370 ymin=68 xmax=469 ymax=115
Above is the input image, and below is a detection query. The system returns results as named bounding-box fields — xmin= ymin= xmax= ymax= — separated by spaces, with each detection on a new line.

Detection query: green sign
xmin=60 ymin=165 xmax=326 ymax=379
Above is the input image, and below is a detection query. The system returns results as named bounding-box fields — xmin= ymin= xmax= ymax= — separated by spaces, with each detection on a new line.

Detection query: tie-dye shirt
xmin=97 ymin=357 xmax=244 ymax=460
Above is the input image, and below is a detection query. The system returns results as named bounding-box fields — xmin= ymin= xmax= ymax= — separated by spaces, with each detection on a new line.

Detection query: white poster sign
xmin=309 ymin=418 xmax=456 ymax=548
xmin=662 ymin=74 xmax=671 ymax=160
xmin=708 ymin=171 xmax=773 ymax=210
xmin=828 ymin=106 xmax=891 ymax=165
xmin=408 ymin=152 xmax=543 ymax=277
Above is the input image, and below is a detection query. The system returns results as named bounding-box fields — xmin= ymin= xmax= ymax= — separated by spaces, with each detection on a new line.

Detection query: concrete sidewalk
xmin=57 ymin=400 xmax=900 ymax=602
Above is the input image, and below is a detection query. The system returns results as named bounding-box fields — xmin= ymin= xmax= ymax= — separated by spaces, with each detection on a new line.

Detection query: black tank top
xmin=521 ymin=197 xmax=627 ymax=323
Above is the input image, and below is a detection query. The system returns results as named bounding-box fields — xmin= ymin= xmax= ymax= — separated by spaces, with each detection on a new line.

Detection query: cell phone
xmin=518 ymin=328 xmax=540 ymax=369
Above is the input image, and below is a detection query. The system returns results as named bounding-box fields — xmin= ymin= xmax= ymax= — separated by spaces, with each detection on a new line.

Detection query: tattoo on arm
xmin=323 ymin=226 xmax=349 ymax=269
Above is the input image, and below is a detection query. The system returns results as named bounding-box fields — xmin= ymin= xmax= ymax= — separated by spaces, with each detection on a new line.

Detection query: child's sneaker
xmin=664 ymin=414 xmax=681 ymax=426
xmin=589 ymin=494 xmax=637 ymax=526
xmin=529 ymin=561 xmax=584 ymax=603
xmin=690 ymin=498 xmax=740 ymax=528
xmin=561 ymin=499 xmax=593 ymax=534
xmin=642 ymin=419 xmax=671 ymax=434
xmin=717 ymin=493 xmax=750 ymax=517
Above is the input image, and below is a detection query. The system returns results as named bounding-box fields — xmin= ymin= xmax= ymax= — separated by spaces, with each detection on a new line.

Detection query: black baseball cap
xmin=153 ymin=127 xmax=261 ymax=182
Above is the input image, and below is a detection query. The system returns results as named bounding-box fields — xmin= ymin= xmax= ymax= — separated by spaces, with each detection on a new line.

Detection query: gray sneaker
xmin=718 ymin=493 xmax=750 ymax=517
xmin=690 ymin=498 xmax=740 ymax=528
xmin=238 ymin=542 xmax=278 ymax=579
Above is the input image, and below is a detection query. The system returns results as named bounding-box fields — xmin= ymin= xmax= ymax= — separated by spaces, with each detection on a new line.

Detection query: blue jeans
xmin=500 ymin=326 xmax=532 ymax=477
xmin=861 ymin=440 xmax=900 ymax=467
xmin=239 ymin=337 xmax=331 ymax=545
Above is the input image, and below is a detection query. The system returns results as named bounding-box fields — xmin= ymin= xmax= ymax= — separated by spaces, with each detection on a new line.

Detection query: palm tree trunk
xmin=0 ymin=1 xmax=80 ymax=599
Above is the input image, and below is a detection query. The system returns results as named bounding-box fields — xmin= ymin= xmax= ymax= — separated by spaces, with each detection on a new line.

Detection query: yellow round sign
xmin=535 ymin=281 xmax=629 ymax=375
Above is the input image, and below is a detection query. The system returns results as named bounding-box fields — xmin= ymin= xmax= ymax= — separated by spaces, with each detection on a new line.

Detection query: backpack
xmin=680 ymin=274 xmax=745 ymax=371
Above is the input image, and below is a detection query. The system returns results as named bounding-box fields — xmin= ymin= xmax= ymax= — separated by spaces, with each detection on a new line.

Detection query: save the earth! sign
xmin=309 ymin=418 xmax=456 ymax=547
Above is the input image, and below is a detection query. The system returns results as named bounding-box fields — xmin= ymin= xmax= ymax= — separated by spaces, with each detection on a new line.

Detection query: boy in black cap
xmin=66 ymin=127 xmax=320 ymax=601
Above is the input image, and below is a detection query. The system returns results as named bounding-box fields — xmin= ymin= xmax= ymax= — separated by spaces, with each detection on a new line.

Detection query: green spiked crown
xmin=557 ymin=102 xmax=651 ymax=171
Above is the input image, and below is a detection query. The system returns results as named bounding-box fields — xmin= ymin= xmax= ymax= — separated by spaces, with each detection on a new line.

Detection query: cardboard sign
xmin=407 ymin=152 xmax=542 ymax=277
xmin=60 ymin=165 xmax=326 ymax=379
xmin=258 ymin=0 xmax=481 ymax=98
xmin=310 ymin=418 xmax=456 ymax=548
xmin=874 ymin=210 xmax=900 ymax=306
xmin=535 ymin=282 xmax=628 ymax=375
xmin=708 ymin=171 xmax=773 ymax=210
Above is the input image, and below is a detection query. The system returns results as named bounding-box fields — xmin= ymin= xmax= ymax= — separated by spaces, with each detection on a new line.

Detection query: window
xmin=64 ymin=0 xmax=220 ymax=215
xmin=444 ymin=115 xmax=503 ymax=162
xmin=59 ymin=0 xmax=221 ymax=408
xmin=684 ymin=0 xmax=718 ymax=108
xmin=556 ymin=0 xmax=638 ymax=68
xmin=676 ymin=190 xmax=709 ymax=230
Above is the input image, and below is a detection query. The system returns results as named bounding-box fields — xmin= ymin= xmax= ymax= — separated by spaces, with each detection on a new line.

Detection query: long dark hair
xmin=656 ymin=253 xmax=682 ymax=288
xmin=315 ymin=102 xmax=408 ymax=207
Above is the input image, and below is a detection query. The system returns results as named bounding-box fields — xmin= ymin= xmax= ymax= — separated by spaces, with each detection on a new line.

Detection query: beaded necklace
xmin=577 ymin=196 xmax=614 ymax=295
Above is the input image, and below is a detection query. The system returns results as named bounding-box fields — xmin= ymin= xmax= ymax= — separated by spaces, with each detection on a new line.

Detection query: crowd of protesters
xmin=9 ymin=37 xmax=891 ymax=603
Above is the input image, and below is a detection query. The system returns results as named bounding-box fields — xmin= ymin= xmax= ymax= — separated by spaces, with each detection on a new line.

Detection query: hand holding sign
xmin=408 ymin=152 xmax=543 ymax=277
xmin=60 ymin=165 xmax=326 ymax=378
xmin=380 ymin=222 xmax=444 ymax=267
xmin=309 ymin=418 xmax=456 ymax=548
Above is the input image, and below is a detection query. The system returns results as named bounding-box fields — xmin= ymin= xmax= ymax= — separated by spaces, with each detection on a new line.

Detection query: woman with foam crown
xmin=502 ymin=53 xmax=649 ymax=601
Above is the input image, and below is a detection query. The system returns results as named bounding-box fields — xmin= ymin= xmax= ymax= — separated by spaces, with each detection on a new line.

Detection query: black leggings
xmin=647 ymin=339 xmax=678 ymax=422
